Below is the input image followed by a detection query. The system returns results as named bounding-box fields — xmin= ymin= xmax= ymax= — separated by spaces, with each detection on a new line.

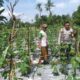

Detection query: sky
xmin=2 ymin=0 xmax=80 ymax=22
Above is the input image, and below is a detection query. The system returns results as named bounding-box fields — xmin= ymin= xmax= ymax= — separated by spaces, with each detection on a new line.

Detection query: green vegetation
xmin=0 ymin=0 xmax=80 ymax=80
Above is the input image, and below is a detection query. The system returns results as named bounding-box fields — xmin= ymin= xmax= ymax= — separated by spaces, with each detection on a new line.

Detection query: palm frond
xmin=13 ymin=0 xmax=19 ymax=8
xmin=36 ymin=3 xmax=42 ymax=12
xmin=0 ymin=16 xmax=7 ymax=21
xmin=0 ymin=8 xmax=5 ymax=14
xmin=45 ymin=0 xmax=54 ymax=11
xmin=0 ymin=0 xmax=4 ymax=7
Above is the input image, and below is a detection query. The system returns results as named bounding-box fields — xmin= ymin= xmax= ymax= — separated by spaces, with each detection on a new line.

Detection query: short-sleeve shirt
xmin=39 ymin=30 xmax=48 ymax=47
xmin=60 ymin=28 xmax=73 ymax=43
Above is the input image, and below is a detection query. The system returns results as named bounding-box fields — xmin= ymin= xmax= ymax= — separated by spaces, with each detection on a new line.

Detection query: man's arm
xmin=70 ymin=28 xmax=74 ymax=38
xmin=58 ymin=29 xmax=62 ymax=45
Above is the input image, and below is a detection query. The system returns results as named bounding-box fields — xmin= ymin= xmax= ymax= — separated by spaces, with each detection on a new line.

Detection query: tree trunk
xmin=9 ymin=20 xmax=16 ymax=80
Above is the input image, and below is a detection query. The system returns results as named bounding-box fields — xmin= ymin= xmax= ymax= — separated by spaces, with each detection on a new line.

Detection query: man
xmin=58 ymin=22 xmax=74 ymax=60
xmin=38 ymin=23 xmax=48 ymax=64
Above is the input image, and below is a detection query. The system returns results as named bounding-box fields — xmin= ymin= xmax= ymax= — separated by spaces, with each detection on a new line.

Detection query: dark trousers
xmin=60 ymin=44 xmax=71 ymax=61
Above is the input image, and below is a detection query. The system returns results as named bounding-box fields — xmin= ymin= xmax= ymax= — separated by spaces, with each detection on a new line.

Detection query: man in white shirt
xmin=58 ymin=22 xmax=74 ymax=60
xmin=38 ymin=23 xmax=48 ymax=64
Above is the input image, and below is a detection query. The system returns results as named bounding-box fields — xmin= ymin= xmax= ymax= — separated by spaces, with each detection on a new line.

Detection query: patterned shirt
xmin=58 ymin=28 xmax=73 ymax=44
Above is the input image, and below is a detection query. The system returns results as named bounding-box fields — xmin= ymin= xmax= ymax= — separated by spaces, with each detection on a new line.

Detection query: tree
xmin=45 ymin=0 xmax=54 ymax=16
xmin=0 ymin=0 xmax=4 ymax=7
xmin=61 ymin=15 xmax=71 ymax=25
xmin=72 ymin=6 xmax=80 ymax=25
xmin=0 ymin=0 xmax=7 ymax=23
xmin=36 ymin=3 xmax=42 ymax=17
xmin=35 ymin=14 xmax=48 ymax=26
xmin=52 ymin=15 xmax=62 ymax=25
xmin=5 ymin=0 xmax=19 ymax=80
xmin=35 ymin=14 xmax=40 ymax=26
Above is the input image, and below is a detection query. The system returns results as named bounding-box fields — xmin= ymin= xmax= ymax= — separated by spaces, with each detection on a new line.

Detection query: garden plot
xmin=16 ymin=49 xmax=80 ymax=80
xmin=0 ymin=46 xmax=80 ymax=80
xmin=0 ymin=48 xmax=80 ymax=80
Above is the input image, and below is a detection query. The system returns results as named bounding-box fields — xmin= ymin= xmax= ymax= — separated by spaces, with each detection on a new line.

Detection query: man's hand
xmin=38 ymin=43 xmax=41 ymax=48
xmin=37 ymin=41 xmax=41 ymax=49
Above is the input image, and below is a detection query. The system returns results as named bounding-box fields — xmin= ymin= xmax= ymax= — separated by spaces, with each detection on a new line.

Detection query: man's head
xmin=40 ymin=23 xmax=48 ymax=31
xmin=64 ymin=22 xmax=70 ymax=30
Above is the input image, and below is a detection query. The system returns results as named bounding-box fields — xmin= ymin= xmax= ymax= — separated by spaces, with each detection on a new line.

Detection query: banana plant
xmin=3 ymin=0 xmax=20 ymax=80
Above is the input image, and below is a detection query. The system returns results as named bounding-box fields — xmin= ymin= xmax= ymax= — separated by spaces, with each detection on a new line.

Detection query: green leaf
xmin=20 ymin=62 xmax=30 ymax=75
xmin=2 ymin=71 xmax=8 ymax=79
xmin=0 ymin=8 xmax=5 ymax=14
xmin=2 ymin=46 xmax=9 ymax=59
xmin=0 ymin=57 xmax=4 ymax=67
xmin=67 ymin=75 xmax=73 ymax=80
xmin=76 ymin=57 xmax=80 ymax=63
xmin=71 ymin=57 xmax=78 ymax=69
